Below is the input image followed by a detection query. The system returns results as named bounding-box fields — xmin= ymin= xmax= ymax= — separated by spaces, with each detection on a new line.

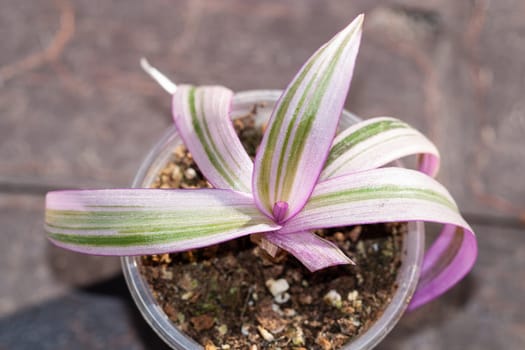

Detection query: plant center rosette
xmin=44 ymin=14 xmax=477 ymax=349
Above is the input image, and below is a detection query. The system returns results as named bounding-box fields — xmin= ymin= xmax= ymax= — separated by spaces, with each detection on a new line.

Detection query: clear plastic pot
xmin=121 ymin=90 xmax=425 ymax=350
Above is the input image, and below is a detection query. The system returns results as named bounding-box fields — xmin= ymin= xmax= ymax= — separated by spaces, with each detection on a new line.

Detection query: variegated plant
xmin=45 ymin=15 xmax=477 ymax=309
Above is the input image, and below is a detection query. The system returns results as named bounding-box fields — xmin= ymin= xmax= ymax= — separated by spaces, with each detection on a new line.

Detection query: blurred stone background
xmin=1 ymin=0 xmax=524 ymax=349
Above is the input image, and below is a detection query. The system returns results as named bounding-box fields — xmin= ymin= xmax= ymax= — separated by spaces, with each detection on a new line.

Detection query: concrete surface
xmin=1 ymin=0 xmax=524 ymax=349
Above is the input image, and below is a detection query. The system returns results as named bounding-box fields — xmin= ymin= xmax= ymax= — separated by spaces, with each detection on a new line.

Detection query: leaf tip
xmin=354 ymin=13 xmax=365 ymax=27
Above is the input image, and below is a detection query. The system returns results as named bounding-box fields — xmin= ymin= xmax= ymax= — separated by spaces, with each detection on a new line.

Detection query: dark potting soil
xmin=139 ymin=109 xmax=405 ymax=350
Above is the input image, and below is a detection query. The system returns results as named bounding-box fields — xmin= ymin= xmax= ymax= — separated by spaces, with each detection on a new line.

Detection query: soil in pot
xmin=139 ymin=107 xmax=405 ymax=350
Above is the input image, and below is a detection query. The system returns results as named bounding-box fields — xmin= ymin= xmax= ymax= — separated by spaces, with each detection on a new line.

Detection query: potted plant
xmin=45 ymin=15 xmax=477 ymax=349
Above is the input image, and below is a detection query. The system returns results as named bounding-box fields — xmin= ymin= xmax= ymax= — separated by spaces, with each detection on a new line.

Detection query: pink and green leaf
xmin=263 ymin=231 xmax=355 ymax=272
xmin=281 ymin=168 xmax=465 ymax=232
xmin=45 ymin=189 xmax=280 ymax=255
xmin=279 ymin=167 xmax=477 ymax=307
xmin=322 ymin=117 xmax=440 ymax=180
xmin=253 ymin=15 xmax=364 ymax=221
xmin=172 ymin=85 xmax=253 ymax=192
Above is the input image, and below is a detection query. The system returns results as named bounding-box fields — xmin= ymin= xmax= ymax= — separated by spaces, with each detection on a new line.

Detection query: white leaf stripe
xmin=275 ymin=22 xmax=361 ymax=200
xmin=279 ymin=171 xmax=477 ymax=310
xmin=326 ymin=118 xmax=410 ymax=166
xmin=322 ymin=117 xmax=440 ymax=179
xmin=254 ymin=46 xmax=328 ymax=214
xmin=45 ymin=189 xmax=281 ymax=255
xmin=279 ymin=168 xmax=465 ymax=234
xmin=172 ymin=85 xmax=253 ymax=192
xmin=47 ymin=222 xmax=277 ymax=256
xmin=189 ymin=86 xmax=250 ymax=190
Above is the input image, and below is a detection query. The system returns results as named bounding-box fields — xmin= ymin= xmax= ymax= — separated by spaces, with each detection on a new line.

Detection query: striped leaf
xmin=172 ymin=85 xmax=253 ymax=192
xmin=279 ymin=167 xmax=477 ymax=308
xmin=252 ymin=15 xmax=363 ymax=221
xmin=45 ymin=189 xmax=281 ymax=255
xmin=263 ymin=231 xmax=354 ymax=272
xmin=322 ymin=117 xmax=440 ymax=180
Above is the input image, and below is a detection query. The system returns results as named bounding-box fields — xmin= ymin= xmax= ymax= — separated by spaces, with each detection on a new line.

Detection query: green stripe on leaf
xmin=188 ymin=87 xmax=241 ymax=190
xmin=257 ymin=46 xmax=328 ymax=210
xmin=47 ymin=222 xmax=242 ymax=247
xmin=308 ymin=185 xmax=457 ymax=211
xmin=326 ymin=119 xmax=409 ymax=167
xmin=279 ymin=25 xmax=360 ymax=200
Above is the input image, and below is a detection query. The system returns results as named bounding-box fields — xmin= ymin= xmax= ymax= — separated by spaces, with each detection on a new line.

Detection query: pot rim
xmin=121 ymin=89 xmax=424 ymax=350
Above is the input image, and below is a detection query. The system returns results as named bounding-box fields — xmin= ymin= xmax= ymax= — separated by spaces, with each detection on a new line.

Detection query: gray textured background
xmin=1 ymin=0 xmax=524 ymax=349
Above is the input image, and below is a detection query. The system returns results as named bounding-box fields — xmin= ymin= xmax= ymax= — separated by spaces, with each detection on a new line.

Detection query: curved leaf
xmin=280 ymin=167 xmax=465 ymax=233
xmin=280 ymin=168 xmax=477 ymax=307
xmin=322 ymin=117 xmax=440 ymax=179
xmin=253 ymin=14 xmax=364 ymax=221
xmin=172 ymin=85 xmax=253 ymax=192
xmin=45 ymin=189 xmax=280 ymax=255
xmin=408 ymin=223 xmax=477 ymax=310
xmin=263 ymin=231 xmax=354 ymax=272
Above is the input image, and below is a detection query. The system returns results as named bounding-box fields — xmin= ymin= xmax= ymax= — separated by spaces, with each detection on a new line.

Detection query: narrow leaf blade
xmin=281 ymin=167 xmax=465 ymax=232
xmin=263 ymin=231 xmax=354 ymax=272
xmin=408 ymin=224 xmax=477 ymax=310
xmin=322 ymin=117 xmax=440 ymax=180
xmin=253 ymin=15 xmax=364 ymax=220
xmin=172 ymin=85 xmax=253 ymax=192
xmin=45 ymin=189 xmax=280 ymax=255
xmin=280 ymin=167 xmax=477 ymax=307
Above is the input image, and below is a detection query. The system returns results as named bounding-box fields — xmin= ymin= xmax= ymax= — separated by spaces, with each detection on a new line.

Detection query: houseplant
xmin=123 ymin=88 xmax=425 ymax=349
xmin=45 ymin=15 xmax=477 ymax=349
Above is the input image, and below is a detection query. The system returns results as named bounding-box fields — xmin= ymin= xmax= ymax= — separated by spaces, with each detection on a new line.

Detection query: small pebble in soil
xmin=270 ymin=303 xmax=283 ymax=316
xmin=323 ymin=289 xmax=343 ymax=308
xmin=316 ymin=333 xmax=333 ymax=350
xmin=241 ymin=324 xmax=250 ymax=336
xmin=274 ymin=292 xmax=290 ymax=304
xmin=283 ymin=308 xmax=296 ymax=317
xmin=292 ymin=326 xmax=306 ymax=346
xmin=217 ymin=324 xmax=228 ymax=336
xmin=265 ymin=278 xmax=290 ymax=297
xmin=181 ymin=291 xmax=194 ymax=300
xmin=205 ymin=343 xmax=217 ymax=350
xmin=257 ymin=326 xmax=275 ymax=342
xmin=334 ymin=231 xmax=345 ymax=242
xmin=347 ymin=290 xmax=359 ymax=302
xmin=184 ymin=167 xmax=197 ymax=180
